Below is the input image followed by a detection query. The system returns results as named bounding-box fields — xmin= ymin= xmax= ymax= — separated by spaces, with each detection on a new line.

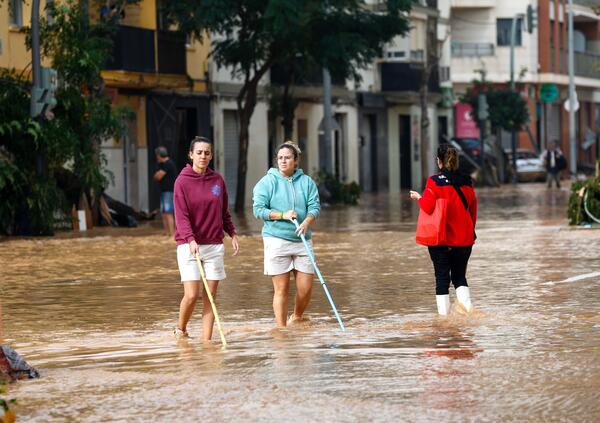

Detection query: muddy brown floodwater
xmin=1 ymin=183 xmax=600 ymax=422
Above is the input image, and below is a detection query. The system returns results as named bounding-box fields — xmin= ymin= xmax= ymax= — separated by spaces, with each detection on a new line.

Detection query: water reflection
xmin=2 ymin=183 xmax=600 ymax=421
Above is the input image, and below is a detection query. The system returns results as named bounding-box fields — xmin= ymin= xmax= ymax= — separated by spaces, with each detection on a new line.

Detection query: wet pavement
xmin=2 ymin=183 xmax=600 ymax=422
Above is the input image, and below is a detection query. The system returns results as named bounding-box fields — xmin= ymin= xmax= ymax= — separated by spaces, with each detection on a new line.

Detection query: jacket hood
xmin=179 ymin=164 xmax=215 ymax=179
xmin=267 ymin=167 xmax=305 ymax=181
xmin=439 ymin=169 xmax=473 ymax=186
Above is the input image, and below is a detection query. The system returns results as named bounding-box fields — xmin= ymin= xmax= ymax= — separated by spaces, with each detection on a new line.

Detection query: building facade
xmin=450 ymin=0 xmax=600 ymax=172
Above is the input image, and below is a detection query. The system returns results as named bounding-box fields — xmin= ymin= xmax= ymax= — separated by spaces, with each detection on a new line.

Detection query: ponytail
xmin=437 ymin=144 xmax=459 ymax=172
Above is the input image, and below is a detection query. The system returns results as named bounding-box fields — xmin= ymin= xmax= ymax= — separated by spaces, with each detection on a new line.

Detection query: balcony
xmin=451 ymin=42 xmax=495 ymax=58
xmin=412 ymin=0 xmax=438 ymax=8
xmin=575 ymin=51 xmax=600 ymax=79
xmin=549 ymin=48 xmax=600 ymax=78
xmin=451 ymin=0 xmax=494 ymax=7
xmin=106 ymin=25 xmax=155 ymax=73
xmin=105 ymin=25 xmax=186 ymax=75
xmin=380 ymin=62 xmax=440 ymax=93
xmin=270 ymin=60 xmax=345 ymax=86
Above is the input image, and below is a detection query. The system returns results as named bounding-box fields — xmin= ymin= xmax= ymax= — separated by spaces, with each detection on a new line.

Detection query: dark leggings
xmin=428 ymin=246 xmax=472 ymax=295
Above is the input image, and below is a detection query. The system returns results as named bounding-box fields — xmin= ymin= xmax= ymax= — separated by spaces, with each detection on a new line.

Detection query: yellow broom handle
xmin=195 ymin=254 xmax=227 ymax=347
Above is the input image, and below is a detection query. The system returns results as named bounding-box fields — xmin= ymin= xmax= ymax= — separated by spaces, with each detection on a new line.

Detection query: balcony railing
xmin=451 ymin=0 xmax=494 ymax=7
xmin=575 ymin=51 xmax=600 ymax=79
xmin=451 ymin=42 xmax=495 ymax=57
xmin=106 ymin=25 xmax=155 ymax=73
xmin=105 ymin=25 xmax=186 ymax=75
xmin=551 ymin=48 xmax=600 ymax=78
xmin=412 ymin=0 xmax=438 ymax=8
xmin=380 ymin=62 xmax=440 ymax=93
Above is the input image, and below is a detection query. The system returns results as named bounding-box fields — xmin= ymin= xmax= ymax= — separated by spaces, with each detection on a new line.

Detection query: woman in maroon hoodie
xmin=173 ymin=136 xmax=239 ymax=340
xmin=409 ymin=144 xmax=478 ymax=316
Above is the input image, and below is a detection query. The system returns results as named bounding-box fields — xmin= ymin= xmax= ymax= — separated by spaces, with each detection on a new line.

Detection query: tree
xmin=0 ymin=0 xmax=134 ymax=234
xmin=419 ymin=11 xmax=440 ymax=188
xmin=462 ymin=77 xmax=529 ymax=133
xmin=163 ymin=0 xmax=412 ymax=211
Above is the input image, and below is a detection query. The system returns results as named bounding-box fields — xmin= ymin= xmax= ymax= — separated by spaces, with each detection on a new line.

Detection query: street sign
xmin=540 ymin=83 xmax=559 ymax=103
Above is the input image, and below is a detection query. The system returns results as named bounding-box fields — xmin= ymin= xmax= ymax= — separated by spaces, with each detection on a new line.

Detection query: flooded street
xmin=2 ymin=183 xmax=600 ymax=422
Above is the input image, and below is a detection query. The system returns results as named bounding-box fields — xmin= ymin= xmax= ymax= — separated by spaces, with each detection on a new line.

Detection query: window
xmin=497 ymin=18 xmax=522 ymax=47
xmin=9 ymin=0 xmax=23 ymax=27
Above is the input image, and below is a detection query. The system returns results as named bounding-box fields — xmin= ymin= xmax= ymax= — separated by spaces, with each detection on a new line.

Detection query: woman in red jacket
xmin=409 ymin=144 xmax=478 ymax=316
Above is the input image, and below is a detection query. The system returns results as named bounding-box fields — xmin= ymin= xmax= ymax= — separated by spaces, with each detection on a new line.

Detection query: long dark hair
xmin=437 ymin=144 xmax=459 ymax=172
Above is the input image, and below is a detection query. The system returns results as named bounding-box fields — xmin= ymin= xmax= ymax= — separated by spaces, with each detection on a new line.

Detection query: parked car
xmin=451 ymin=138 xmax=495 ymax=175
xmin=505 ymin=149 xmax=546 ymax=182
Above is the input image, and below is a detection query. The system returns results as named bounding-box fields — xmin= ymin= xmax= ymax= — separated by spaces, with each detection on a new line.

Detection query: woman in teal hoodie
xmin=253 ymin=142 xmax=321 ymax=327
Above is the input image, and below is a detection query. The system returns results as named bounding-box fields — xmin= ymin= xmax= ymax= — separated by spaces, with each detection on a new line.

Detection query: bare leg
xmin=161 ymin=214 xmax=169 ymax=235
xmin=292 ymin=271 xmax=314 ymax=320
xmin=272 ymin=273 xmax=291 ymax=327
xmin=165 ymin=213 xmax=175 ymax=237
xmin=201 ymin=280 xmax=219 ymax=342
xmin=178 ymin=281 xmax=200 ymax=332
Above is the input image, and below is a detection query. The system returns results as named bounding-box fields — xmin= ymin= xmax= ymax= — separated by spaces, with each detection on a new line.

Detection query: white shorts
xmin=177 ymin=243 xmax=226 ymax=282
xmin=263 ymin=237 xmax=314 ymax=276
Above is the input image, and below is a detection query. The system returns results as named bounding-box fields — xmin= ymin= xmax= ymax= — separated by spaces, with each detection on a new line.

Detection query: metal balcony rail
xmin=451 ymin=42 xmax=495 ymax=57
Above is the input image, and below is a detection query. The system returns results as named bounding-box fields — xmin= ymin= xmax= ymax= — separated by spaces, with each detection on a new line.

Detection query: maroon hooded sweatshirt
xmin=174 ymin=165 xmax=236 ymax=245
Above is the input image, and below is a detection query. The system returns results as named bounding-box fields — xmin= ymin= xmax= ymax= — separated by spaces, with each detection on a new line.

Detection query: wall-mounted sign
xmin=454 ymin=103 xmax=480 ymax=139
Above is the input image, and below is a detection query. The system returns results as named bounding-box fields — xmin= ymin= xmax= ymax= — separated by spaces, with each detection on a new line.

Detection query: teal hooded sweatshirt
xmin=253 ymin=168 xmax=321 ymax=241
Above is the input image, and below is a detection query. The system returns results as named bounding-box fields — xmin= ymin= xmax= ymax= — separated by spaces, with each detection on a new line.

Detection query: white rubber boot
xmin=436 ymin=295 xmax=450 ymax=316
xmin=456 ymin=286 xmax=473 ymax=312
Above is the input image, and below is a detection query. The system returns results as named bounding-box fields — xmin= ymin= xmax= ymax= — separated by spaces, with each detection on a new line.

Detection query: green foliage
xmin=461 ymin=79 xmax=530 ymax=132
xmin=0 ymin=1 xmax=134 ymax=235
xmin=162 ymin=0 xmax=412 ymax=207
xmin=568 ymin=172 xmax=600 ymax=225
xmin=313 ymin=171 xmax=361 ymax=205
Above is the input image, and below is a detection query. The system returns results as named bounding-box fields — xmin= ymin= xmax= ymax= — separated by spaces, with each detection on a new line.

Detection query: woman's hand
xmin=295 ymin=219 xmax=311 ymax=236
xmin=231 ymin=235 xmax=240 ymax=256
xmin=409 ymin=190 xmax=421 ymax=201
xmin=189 ymin=240 xmax=199 ymax=257
xmin=283 ymin=210 xmax=297 ymax=221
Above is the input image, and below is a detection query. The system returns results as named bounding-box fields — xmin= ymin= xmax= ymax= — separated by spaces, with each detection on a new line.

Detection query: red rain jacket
xmin=418 ymin=172 xmax=478 ymax=247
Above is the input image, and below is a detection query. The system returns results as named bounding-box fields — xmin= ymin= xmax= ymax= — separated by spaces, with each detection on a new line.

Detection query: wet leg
xmin=178 ymin=281 xmax=200 ymax=332
xmin=165 ymin=213 xmax=175 ymax=237
xmin=292 ymin=270 xmax=314 ymax=320
xmin=272 ymin=273 xmax=291 ymax=327
xmin=201 ymin=280 xmax=219 ymax=342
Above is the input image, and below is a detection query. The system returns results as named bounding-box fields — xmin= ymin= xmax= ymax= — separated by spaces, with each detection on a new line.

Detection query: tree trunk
xmin=281 ymin=82 xmax=296 ymax=141
xmin=420 ymin=15 xmax=438 ymax=189
xmin=234 ymin=73 xmax=260 ymax=212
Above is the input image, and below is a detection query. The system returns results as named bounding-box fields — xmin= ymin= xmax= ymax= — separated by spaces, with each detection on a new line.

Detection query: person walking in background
xmin=541 ymin=140 xmax=566 ymax=189
xmin=154 ymin=146 xmax=177 ymax=237
xmin=253 ymin=142 xmax=321 ymax=327
xmin=409 ymin=144 xmax=478 ymax=316
xmin=173 ymin=137 xmax=239 ymax=340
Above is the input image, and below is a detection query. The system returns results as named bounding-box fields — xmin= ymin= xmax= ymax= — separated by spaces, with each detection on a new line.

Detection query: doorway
xmin=399 ymin=114 xmax=412 ymax=189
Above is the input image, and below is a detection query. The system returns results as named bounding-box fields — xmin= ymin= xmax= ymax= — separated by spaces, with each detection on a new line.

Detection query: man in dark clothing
xmin=154 ymin=146 xmax=177 ymax=236
xmin=542 ymin=140 xmax=565 ymax=189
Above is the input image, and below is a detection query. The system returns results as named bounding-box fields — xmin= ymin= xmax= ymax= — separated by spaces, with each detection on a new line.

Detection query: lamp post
xmin=509 ymin=13 xmax=524 ymax=184
xmin=567 ymin=0 xmax=577 ymax=178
